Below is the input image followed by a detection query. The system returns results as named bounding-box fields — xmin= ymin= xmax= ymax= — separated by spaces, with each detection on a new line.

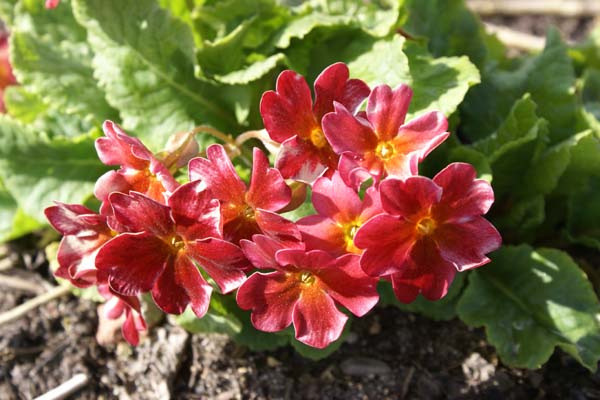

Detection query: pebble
xmin=340 ymin=357 xmax=391 ymax=377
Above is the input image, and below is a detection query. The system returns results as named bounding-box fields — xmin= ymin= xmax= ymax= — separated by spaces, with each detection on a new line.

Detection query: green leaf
xmin=457 ymin=245 xmax=600 ymax=372
xmin=0 ymin=116 xmax=108 ymax=221
xmin=461 ymin=30 xmax=577 ymax=144
xmin=214 ymin=53 xmax=286 ymax=85
xmin=0 ymin=180 xmax=40 ymax=242
xmin=10 ymin=0 xmax=117 ymax=125
xmin=566 ymin=177 xmax=600 ymax=250
xmin=555 ymin=130 xmax=600 ymax=194
xmin=379 ymin=273 xmax=466 ymax=321
xmin=581 ymin=68 xmax=600 ymax=120
xmin=448 ymin=146 xmax=492 ymax=182
xmin=347 ymin=36 xmax=480 ymax=119
xmin=174 ymin=297 xmax=243 ymax=337
xmin=72 ymin=0 xmax=235 ymax=151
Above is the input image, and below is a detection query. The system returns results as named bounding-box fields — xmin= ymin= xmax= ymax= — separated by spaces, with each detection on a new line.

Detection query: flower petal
xmin=45 ymin=202 xmax=105 ymax=236
xmin=311 ymin=172 xmax=362 ymax=223
xmin=188 ymin=144 xmax=246 ymax=207
xmin=293 ymin=286 xmax=348 ymax=348
xmin=366 ymin=84 xmax=413 ymax=141
xmin=435 ymin=217 xmax=502 ymax=271
xmin=237 ymin=271 xmax=300 ymax=332
xmin=151 ymin=256 xmax=189 ymax=315
xmin=240 ymin=234 xmax=304 ymax=271
xmin=175 ymin=255 xmax=213 ymax=318
xmin=313 ymin=62 xmax=370 ymax=120
xmin=318 ymin=254 xmax=379 ymax=317
xmin=169 ymin=180 xmax=222 ymax=240
xmin=275 ymin=135 xmax=330 ymax=184
xmin=246 ymin=148 xmax=291 ymax=212
xmin=260 ymin=70 xmax=316 ymax=143
xmin=297 ymin=215 xmax=346 ymax=256
xmin=186 ymin=238 xmax=249 ymax=293
xmin=433 ymin=162 xmax=495 ymax=221
xmin=96 ymin=121 xmax=150 ymax=169
xmin=275 ymin=249 xmax=335 ymax=275
xmin=322 ymin=102 xmax=377 ymax=155
xmin=255 ymin=209 xmax=302 ymax=242
xmin=379 ymin=176 xmax=442 ymax=218
xmin=354 ymin=214 xmax=414 ymax=277
xmin=96 ymin=232 xmax=169 ymax=296
xmin=109 ymin=192 xmax=173 ymax=236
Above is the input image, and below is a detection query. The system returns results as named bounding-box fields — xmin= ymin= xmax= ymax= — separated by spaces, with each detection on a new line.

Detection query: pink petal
xmin=275 ymin=135 xmax=330 ymax=184
xmin=391 ymin=237 xmax=457 ymax=302
xmin=275 ymin=249 xmax=335 ymax=275
xmin=151 ymin=256 xmax=190 ymax=315
xmin=45 ymin=202 xmax=105 ymax=236
xmin=121 ymin=311 xmax=141 ymax=346
xmin=188 ymin=144 xmax=246 ymax=206
xmin=317 ymin=254 xmax=379 ymax=317
xmin=96 ymin=121 xmax=150 ymax=170
xmin=292 ymin=287 xmax=348 ymax=348
xmin=392 ymin=111 xmax=449 ymax=164
xmin=260 ymin=70 xmax=316 ymax=143
xmin=379 ymin=176 xmax=442 ymax=217
xmin=169 ymin=180 xmax=222 ymax=240
xmin=354 ymin=214 xmax=414 ymax=277
xmin=176 ymin=255 xmax=213 ymax=318
xmin=366 ymin=84 xmax=413 ymax=141
xmin=435 ymin=217 xmax=502 ymax=272
xmin=246 ymin=148 xmax=291 ymax=212
xmin=313 ymin=62 xmax=370 ymax=120
xmin=236 ymin=271 xmax=300 ymax=332
xmin=93 ymin=170 xmax=130 ymax=202
xmin=255 ymin=209 xmax=302 ymax=242
xmin=338 ymin=153 xmax=374 ymax=191
xmin=322 ymin=102 xmax=377 ymax=155
xmin=311 ymin=172 xmax=362 ymax=224
xmin=297 ymin=215 xmax=346 ymax=256
xmin=186 ymin=238 xmax=249 ymax=293
xmin=96 ymin=232 xmax=169 ymax=296
xmin=433 ymin=162 xmax=495 ymax=221
xmin=359 ymin=186 xmax=384 ymax=222
xmin=108 ymin=192 xmax=174 ymax=236
xmin=240 ymin=235 xmax=304 ymax=271
xmin=45 ymin=0 xmax=60 ymax=9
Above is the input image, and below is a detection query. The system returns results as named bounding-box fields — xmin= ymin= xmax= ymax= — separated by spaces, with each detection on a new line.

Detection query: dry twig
xmin=0 ymin=285 xmax=70 ymax=328
xmin=34 ymin=373 xmax=89 ymax=400
xmin=484 ymin=22 xmax=547 ymax=52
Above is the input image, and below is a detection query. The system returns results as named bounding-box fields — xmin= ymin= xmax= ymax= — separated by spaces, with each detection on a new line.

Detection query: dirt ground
xmin=2 ymin=11 xmax=600 ymax=400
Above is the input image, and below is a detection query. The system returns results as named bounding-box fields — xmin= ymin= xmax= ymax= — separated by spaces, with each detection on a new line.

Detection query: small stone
xmin=266 ymin=356 xmax=281 ymax=367
xmin=462 ymin=352 xmax=495 ymax=386
xmin=340 ymin=357 xmax=391 ymax=377
xmin=368 ymin=318 xmax=382 ymax=335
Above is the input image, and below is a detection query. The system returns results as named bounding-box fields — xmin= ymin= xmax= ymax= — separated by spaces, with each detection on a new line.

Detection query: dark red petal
xmin=44 ymin=202 xmax=104 ymax=236
xmin=392 ymin=237 xmax=457 ymax=302
xmin=275 ymin=249 xmax=335 ymax=275
xmin=109 ymin=192 xmax=174 ymax=237
xmin=354 ymin=214 xmax=414 ymax=277
xmin=379 ymin=176 xmax=442 ymax=218
xmin=96 ymin=232 xmax=169 ymax=296
xmin=433 ymin=162 xmax=495 ymax=221
xmin=96 ymin=121 xmax=150 ymax=170
xmin=121 ymin=310 xmax=141 ymax=346
xmin=366 ymin=84 xmax=413 ymax=142
xmin=337 ymin=153 xmax=374 ymax=191
xmin=318 ymin=254 xmax=379 ymax=317
xmin=275 ymin=135 xmax=329 ymax=184
xmin=311 ymin=172 xmax=362 ymax=223
xmin=237 ymin=271 xmax=300 ymax=332
xmin=292 ymin=286 xmax=348 ymax=348
xmin=240 ymin=234 xmax=304 ymax=270
xmin=260 ymin=70 xmax=316 ymax=143
xmin=322 ymin=102 xmax=377 ymax=155
xmin=151 ymin=256 xmax=189 ymax=315
xmin=246 ymin=148 xmax=291 ymax=212
xmin=169 ymin=180 xmax=222 ymax=240
xmin=313 ymin=62 xmax=370 ymax=120
xmin=254 ymin=209 xmax=301 ymax=243
xmin=186 ymin=238 xmax=249 ymax=293
xmin=435 ymin=217 xmax=502 ymax=272
xmin=297 ymin=215 xmax=346 ymax=256
xmin=175 ymin=255 xmax=213 ymax=318
xmin=188 ymin=144 xmax=246 ymax=206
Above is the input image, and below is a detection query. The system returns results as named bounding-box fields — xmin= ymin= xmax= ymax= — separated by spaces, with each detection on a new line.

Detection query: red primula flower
xmin=95 ymin=181 xmax=249 ymax=318
xmin=45 ymin=0 xmax=60 ymax=9
xmin=45 ymin=202 xmax=115 ymax=288
xmin=354 ymin=163 xmax=501 ymax=303
xmin=297 ymin=172 xmax=382 ymax=256
xmin=0 ymin=33 xmax=17 ymax=113
xmin=322 ymin=84 xmax=449 ymax=189
xmin=260 ymin=63 xmax=370 ymax=183
xmin=189 ymin=144 xmax=299 ymax=244
xmin=98 ymin=283 xmax=147 ymax=346
xmin=94 ymin=121 xmax=179 ymax=206
xmin=237 ymin=235 xmax=379 ymax=348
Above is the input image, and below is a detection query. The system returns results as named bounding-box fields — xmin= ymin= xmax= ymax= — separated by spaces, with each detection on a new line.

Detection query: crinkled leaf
xmin=458 ymin=245 xmax=600 ymax=372
xmin=566 ymin=178 xmax=600 ymax=250
xmin=0 ymin=116 xmax=108 ymax=221
xmin=214 ymin=53 xmax=286 ymax=85
xmin=0 ymin=179 xmax=41 ymax=242
xmin=582 ymin=68 xmax=600 ymax=120
xmin=555 ymin=130 xmax=600 ymax=195
xmin=72 ymin=0 xmax=235 ymax=151
xmin=10 ymin=0 xmax=116 ymax=125
xmin=174 ymin=296 xmax=243 ymax=337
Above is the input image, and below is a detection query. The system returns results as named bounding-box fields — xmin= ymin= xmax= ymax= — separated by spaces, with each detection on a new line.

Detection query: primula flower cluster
xmin=45 ymin=62 xmax=501 ymax=349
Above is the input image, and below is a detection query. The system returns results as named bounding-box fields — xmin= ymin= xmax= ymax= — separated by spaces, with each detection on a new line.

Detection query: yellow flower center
xmin=298 ymin=271 xmax=316 ymax=286
xmin=242 ymin=206 xmax=255 ymax=220
xmin=309 ymin=127 xmax=328 ymax=149
xmin=415 ymin=217 xmax=436 ymax=236
xmin=375 ymin=141 xmax=396 ymax=161
xmin=342 ymin=222 xmax=361 ymax=254
xmin=168 ymin=234 xmax=185 ymax=253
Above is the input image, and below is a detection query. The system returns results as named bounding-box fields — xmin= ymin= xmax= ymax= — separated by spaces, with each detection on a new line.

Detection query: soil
xmin=2 ymin=11 xmax=600 ymax=400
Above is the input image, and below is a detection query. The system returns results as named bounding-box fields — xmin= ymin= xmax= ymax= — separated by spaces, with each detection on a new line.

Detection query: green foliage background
xmin=1 ymin=0 xmax=600 ymax=368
